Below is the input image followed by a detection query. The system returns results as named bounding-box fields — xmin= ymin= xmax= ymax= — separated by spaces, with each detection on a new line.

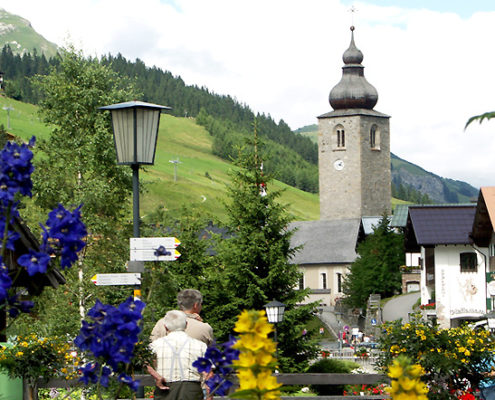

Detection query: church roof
xmin=288 ymin=219 xmax=363 ymax=265
xmin=328 ymin=26 xmax=378 ymax=111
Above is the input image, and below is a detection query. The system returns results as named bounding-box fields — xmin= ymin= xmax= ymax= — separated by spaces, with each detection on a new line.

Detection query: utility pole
xmin=169 ymin=158 xmax=182 ymax=182
xmin=3 ymin=105 xmax=13 ymax=129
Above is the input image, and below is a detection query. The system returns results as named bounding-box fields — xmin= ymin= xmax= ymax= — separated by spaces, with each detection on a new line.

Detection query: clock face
xmin=333 ymin=159 xmax=344 ymax=171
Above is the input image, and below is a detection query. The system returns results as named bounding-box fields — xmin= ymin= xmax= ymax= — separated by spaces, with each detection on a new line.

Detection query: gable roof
xmin=288 ymin=219 xmax=363 ymax=265
xmin=471 ymin=187 xmax=495 ymax=247
xmin=406 ymin=205 xmax=476 ymax=247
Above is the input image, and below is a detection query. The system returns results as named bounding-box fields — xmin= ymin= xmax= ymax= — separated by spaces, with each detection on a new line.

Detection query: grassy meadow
xmin=0 ymin=96 xmax=320 ymax=221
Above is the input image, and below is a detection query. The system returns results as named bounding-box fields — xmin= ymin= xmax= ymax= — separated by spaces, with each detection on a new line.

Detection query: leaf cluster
xmin=377 ymin=316 xmax=495 ymax=400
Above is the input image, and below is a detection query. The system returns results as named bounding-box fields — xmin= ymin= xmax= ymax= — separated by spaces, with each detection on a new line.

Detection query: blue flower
xmin=118 ymin=373 xmax=140 ymax=392
xmin=0 ymin=137 xmax=35 ymax=200
xmin=79 ymin=362 xmax=100 ymax=385
xmin=41 ymin=204 xmax=86 ymax=269
xmin=75 ymin=297 xmax=145 ymax=390
xmin=0 ymin=262 xmax=12 ymax=303
xmin=205 ymin=373 xmax=233 ymax=396
xmin=17 ymin=250 xmax=51 ymax=276
xmin=192 ymin=357 xmax=213 ymax=373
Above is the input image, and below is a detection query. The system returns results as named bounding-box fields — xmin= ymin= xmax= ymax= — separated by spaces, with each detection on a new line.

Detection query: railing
xmin=30 ymin=373 xmax=390 ymax=400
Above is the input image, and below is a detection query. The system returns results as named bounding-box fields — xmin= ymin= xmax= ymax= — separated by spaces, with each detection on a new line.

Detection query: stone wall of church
xmin=318 ymin=115 xmax=362 ymax=220
xmin=318 ymin=113 xmax=391 ymax=220
xmin=360 ymin=115 xmax=391 ymax=217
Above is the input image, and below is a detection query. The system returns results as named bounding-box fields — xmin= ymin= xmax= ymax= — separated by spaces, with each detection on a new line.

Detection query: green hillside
xmin=0 ymin=95 xmax=319 ymax=221
xmin=0 ymin=8 xmax=58 ymax=58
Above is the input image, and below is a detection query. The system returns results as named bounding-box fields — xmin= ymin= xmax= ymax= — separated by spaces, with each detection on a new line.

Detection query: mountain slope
xmin=294 ymin=124 xmax=479 ymax=204
xmin=0 ymin=95 xmax=320 ymax=221
xmin=0 ymin=8 xmax=58 ymax=58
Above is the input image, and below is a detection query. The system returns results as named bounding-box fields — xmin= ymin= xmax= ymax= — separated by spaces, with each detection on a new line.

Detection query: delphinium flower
xmin=231 ymin=309 xmax=282 ymax=400
xmin=41 ymin=203 xmax=87 ymax=269
xmin=193 ymin=336 xmax=240 ymax=396
xmin=0 ymin=136 xmax=35 ymax=202
xmin=0 ymin=260 xmax=12 ymax=303
xmin=386 ymin=355 xmax=428 ymax=400
xmin=74 ymin=297 xmax=145 ymax=393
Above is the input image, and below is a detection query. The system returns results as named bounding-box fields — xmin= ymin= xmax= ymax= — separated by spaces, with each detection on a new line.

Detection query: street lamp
xmin=99 ymin=101 xmax=171 ymax=238
xmin=264 ymin=299 xmax=286 ymax=343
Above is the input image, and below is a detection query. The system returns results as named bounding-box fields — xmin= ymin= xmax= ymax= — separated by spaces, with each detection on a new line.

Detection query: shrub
xmin=306 ymin=358 xmax=359 ymax=395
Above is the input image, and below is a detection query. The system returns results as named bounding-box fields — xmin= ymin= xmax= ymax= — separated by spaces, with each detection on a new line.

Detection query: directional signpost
xmin=130 ymin=237 xmax=181 ymax=262
xmin=91 ymin=273 xmax=141 ymax=286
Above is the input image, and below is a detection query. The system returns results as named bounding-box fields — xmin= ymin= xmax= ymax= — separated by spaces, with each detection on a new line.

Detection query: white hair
xmin=163 ymin=310 xmax=187 ymax=332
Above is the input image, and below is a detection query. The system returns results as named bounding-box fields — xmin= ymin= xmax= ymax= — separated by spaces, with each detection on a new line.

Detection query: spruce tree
xmin=213 ymin=120 xmax=318 ymax=372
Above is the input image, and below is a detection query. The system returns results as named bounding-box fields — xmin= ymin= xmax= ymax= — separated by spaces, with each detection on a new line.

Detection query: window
xmin=370 ymin=125 xmax=376 ymax=148
xmin=321 ymin=273 xmax=327 ymax=290
xmin=336 ymin=273 xmax=342 ymax=293
xmin=460 ymin=252 xmax=477 ymax=272
xmin=298 ymin=275 xmax=304 ymax=290
xmin=337 ymin=129 xmax=345 ymax=148
xmin=370 ymin=124 xmax=380 ymax=149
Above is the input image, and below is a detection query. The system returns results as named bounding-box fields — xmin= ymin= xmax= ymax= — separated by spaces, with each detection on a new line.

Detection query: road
xmin=382 ymin=292 xmax=420 ymax=322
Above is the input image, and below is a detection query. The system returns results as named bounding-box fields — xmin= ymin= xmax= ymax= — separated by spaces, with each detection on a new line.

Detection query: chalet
xmin=404 ymin=204 xmax=487 ymax=329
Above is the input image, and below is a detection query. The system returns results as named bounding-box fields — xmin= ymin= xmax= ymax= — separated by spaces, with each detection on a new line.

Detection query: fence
xmin=29 ymin=373 xmax=390 ymax=400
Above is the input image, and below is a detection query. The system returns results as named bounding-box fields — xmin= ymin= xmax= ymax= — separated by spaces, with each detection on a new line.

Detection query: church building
xmin=290 ymin=27 xmax=392 ymax=306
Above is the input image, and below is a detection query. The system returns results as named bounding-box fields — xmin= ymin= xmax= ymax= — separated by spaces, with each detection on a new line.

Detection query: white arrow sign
xmin=130 ymin=237 xmax=181 ymax=261
xmin=91 ymin=273 xmax=141 ymax=286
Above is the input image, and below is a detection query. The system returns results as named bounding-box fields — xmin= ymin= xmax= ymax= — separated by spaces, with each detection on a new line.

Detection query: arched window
xmin=370 ymin=124 xmax=380 ymax=149
xmin=334 ymin=125 xmax=345 ymax=149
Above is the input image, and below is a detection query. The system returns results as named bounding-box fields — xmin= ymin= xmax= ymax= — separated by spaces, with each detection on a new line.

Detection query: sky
xmin=2 ymin=0 xmax=495 ymax=189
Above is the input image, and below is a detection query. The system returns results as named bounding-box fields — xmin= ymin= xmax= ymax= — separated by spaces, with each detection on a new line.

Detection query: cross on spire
xmin=348 ymin=5 xmax=358 ymax=27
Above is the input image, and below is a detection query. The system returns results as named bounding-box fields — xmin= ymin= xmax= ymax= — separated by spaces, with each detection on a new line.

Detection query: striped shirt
xmin=150 ymin=331 xmax=207 ymax=383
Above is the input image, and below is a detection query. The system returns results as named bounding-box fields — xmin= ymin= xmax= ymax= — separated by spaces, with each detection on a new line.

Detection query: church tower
xmin=318 ymin=26 xmax=391 ymax=220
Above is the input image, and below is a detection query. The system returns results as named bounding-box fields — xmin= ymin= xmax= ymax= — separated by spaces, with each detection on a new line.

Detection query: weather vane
xmin=348 ymin=5 xmax=358 ymax=27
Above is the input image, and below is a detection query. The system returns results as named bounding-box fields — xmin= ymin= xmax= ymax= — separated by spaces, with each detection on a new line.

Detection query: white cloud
xmin=2 ymin=0 xmax=495 ymax=188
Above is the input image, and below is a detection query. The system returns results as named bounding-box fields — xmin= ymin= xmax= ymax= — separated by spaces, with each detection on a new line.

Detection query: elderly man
xmin=150 ymin=289 xmax=214 ymax=346
xmin=147 ymin=310 xmax=207 ymax=400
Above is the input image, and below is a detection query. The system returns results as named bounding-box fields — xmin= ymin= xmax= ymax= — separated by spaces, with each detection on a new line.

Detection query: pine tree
xmin=213 ymin=120 xmax=318 ymax=371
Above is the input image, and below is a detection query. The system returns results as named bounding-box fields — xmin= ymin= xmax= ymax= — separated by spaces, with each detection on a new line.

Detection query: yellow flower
xmin=235 ymin=333 xmax=267 ymax=352
xmin=398 ymin=377 xmax=416 ymax=391
xmin=388 ymin=361 xmax=403 ymax=379
xmin=253 ymin=317 xmax=273 ymax=338
xmin=257 ymin=370 xmax=282 ymax=391
xmin=238 ymin=368 xmax=257 ymax=390
xmin=408 ymin=364 xmax=424 ymax=378
xmin=15 ymin=351 xmax=23 ymax=357
xmin=234 ymin=352 xmax=257 ymax=368
xmin=256 ymin=350 xmax=275 ymax=366
xmin=20 ymin=341 xmax=28 ymax=347
xmin=395 ymin=392 xmax=418 ymax=400
xmin=234 ymin=310 xmax=255 ymax=333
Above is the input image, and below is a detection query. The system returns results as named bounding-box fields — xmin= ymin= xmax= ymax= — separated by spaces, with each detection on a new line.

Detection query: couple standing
xmin=147 ymin=289 xmax=214 ymax=400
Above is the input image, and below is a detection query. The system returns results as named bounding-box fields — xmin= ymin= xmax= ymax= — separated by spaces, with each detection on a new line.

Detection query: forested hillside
xmin=0 ymin=47 xmax=319 ymax=193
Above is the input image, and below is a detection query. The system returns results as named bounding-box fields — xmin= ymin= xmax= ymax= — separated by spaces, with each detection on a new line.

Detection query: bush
xmin=377 ymin=315 xmax=495 ymax=400
xmin=306 ymin=358 xmax=359 ymax=395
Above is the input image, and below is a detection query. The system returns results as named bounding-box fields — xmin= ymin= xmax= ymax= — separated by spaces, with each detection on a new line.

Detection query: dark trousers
xmin=154 ymin=381 xmax=203 ymax=400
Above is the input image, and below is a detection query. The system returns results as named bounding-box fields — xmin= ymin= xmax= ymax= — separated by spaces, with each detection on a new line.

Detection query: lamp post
xmin=100 ymin=100 xmax=171 ymax=399
xmin=99 ymin=101 xmax=171 ymax=239
xmin=264 ymin=299 xmax=286 ymax=343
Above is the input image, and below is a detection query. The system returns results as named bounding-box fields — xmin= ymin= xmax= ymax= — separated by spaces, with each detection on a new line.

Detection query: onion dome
xmin=329 ymin=26 xmax=378 ymax=110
